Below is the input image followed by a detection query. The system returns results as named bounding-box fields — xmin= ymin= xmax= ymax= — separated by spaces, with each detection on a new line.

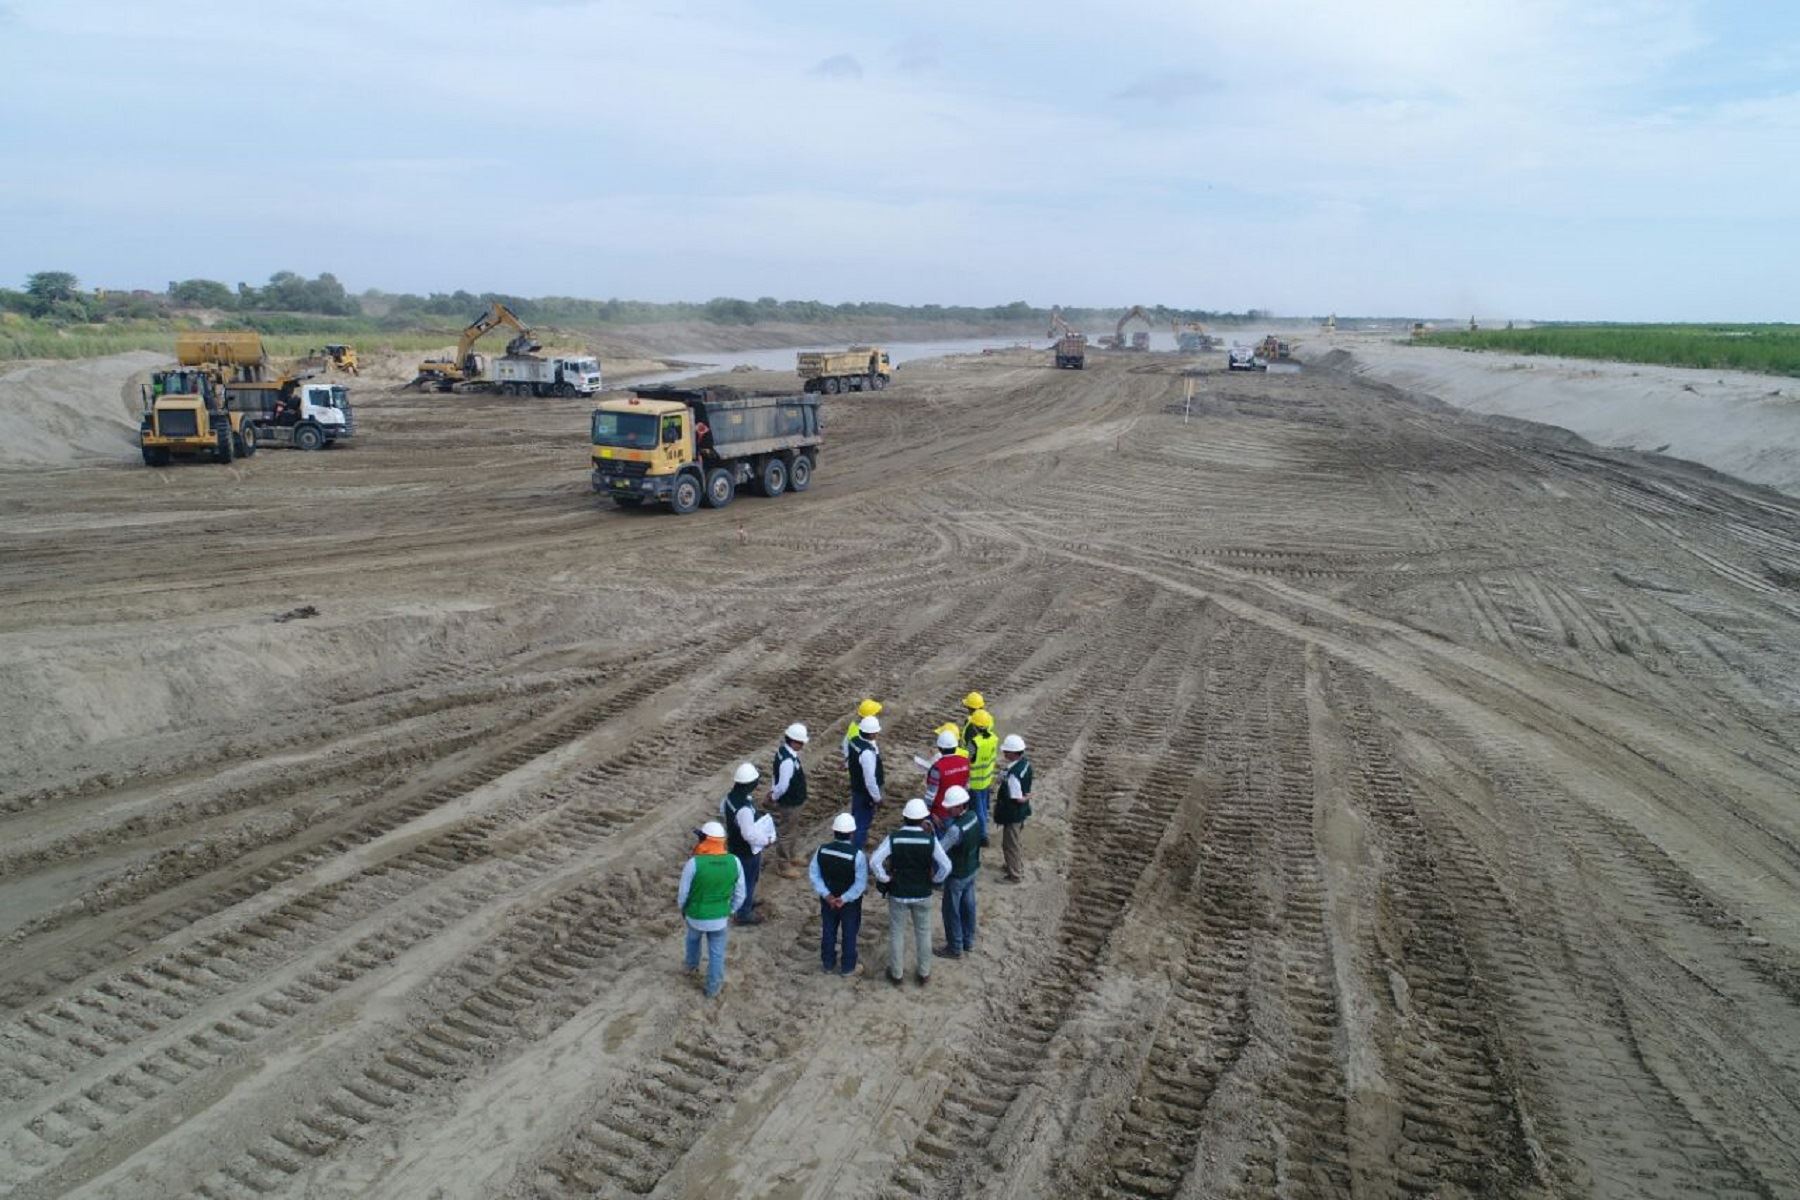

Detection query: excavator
xmin=408 ymin=300 xmax=542 ymax=392
xmin=1106 ymin=305 xmax=1153 ymax=351
xmin=1174 ymin=320 xmax=1217 ymax=353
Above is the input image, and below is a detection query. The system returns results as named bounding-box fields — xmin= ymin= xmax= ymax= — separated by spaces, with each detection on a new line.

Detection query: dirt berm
xmin=0 ymin=347 xmax=1796 ymax=1199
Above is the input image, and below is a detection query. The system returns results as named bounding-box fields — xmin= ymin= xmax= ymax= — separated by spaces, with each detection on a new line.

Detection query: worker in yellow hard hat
xmin=958 ymin=691 xmax=986 ymax=750
xmin=964 ymin=708 xmax=999 ymax=844
xmin=842 ymin=698 xmax=882 ymax=765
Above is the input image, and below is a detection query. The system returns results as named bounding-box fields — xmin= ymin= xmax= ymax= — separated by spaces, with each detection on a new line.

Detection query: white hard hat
xmin=942 ymin=785 xmax=970 ymax=808
xmin=785 ymin=722 xmax=809 ymax=743
xmin=831 ymin=812 xmax=857 ymax=834
xmin=860 ymin=715 xmax=882 ymax=734
xmin=936 ymin=730 xmax=958 ymax=750
xmin=1001 ymin=734 xmax=1026 ymax=753
xmin=700 ymin=820 xmax=726 ymax=839
xmin=902 ymin=798 xmax=930 ymax=821
xmin=733 ymin=762 xmax=759 ymax=784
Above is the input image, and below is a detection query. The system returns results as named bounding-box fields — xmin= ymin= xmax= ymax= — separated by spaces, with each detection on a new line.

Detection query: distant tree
xmin=45 ymin=297 xmax=92 ymax=323
xmin=169 ymin=278 xmax=237 ymax=309
xmin=25 ymin=271 xmax=80 ymax=315
xmin=703 ymin=297 xmax=757 ymax=325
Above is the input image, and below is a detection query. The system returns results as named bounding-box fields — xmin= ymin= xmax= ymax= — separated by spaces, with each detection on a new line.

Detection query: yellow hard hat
xmin=971 ymin=709 xmax=994 ymax=729
xmin=935 ymin=722 xmax=960 ymax=738
xmin=857 ymin=698 xmax=883 ymax=718
xmin=962 ymin=691 xmax=985 ymax=711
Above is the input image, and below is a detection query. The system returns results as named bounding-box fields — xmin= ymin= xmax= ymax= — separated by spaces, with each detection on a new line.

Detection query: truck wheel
xmin=295 ymin=424 xmax=324 ymax=451
xmin=670 ymin=474 xmax=701 ymax=515
xmin=823 ymin=376 xmax=840 ymax=395
xmin=704 ymin=467 xmax=735 ymax=509
xmin=788 ymin=454 xmax=812 ymax=492
xmin=239 ymin=424 xmax=258 ymax=457
xmin=872 ymin=374 xmax=887 ymax=391
xmin=141 ymin=446 xmax=165 ymax=467
xmin=215 ymin=427 xmax=235 ymax=463
xmin=760 ymin=457 xmax=787 ymax=497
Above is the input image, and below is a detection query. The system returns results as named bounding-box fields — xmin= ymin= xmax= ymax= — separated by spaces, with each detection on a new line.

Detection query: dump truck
xmin=591 ymin=385 xmax=822 ymax=514
xmin=225 ymin=378 xmax=354 ymax=451
xmin=409 ymin=300 xmax=542 ymax=392
xmin=491 ymin=353 xmax=603 ymax=397
xmin=139 ymin=333 xmax=268 ymax=466
xmin=1054 ymin=332 xmax=1087 ymax=369
xmin=1175 ymin=321 xmax=1218 ymax=353
xmin=797 ymin=347 xmax=890 ymax=394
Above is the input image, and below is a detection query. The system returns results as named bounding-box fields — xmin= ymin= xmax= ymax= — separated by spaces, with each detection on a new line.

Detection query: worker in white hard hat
xmin=844 ymin=714 xmax=884 ymax=851
xmin=678 ymin=821 xmax=746 ymax=998
xmin=842 ymin=698 xmax=883 ymax=763
xmin=932 ymin=786 xmax=981 ymax=959
xmin=922 ymin=727 xmax=970 ymax=829
xmin=994 ymin=734 xmax=1033 ymax=883
xmin=809 ymin=812 xmax=870 ymax=976
xmin=721 ymin=762 xmax=775 ymax=925
xmin=769 ymin=722 xmax=810 ymax=878
xmin=869 ymin=797 xmax=952 ymax=987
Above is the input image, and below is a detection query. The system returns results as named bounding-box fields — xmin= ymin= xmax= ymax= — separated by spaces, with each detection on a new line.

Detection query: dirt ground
xmin=1 ymin=345 xmax=1798 ymax=1199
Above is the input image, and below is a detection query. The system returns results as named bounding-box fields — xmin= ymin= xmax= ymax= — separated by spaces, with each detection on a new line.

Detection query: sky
xmin=1 ymin=0 xmax=1797 ymax=319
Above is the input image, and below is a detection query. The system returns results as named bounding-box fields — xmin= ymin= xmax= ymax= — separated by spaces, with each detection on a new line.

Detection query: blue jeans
xmin=851 ymin=799 xmax=875 ymax=850
xmin=969 ymin=788 xmax=991 ymax=839
xmin=942 ymin=873 xmax=977 ymax=953
xmin=735 ymin=852 xmax=762 ymax=917
xmin=819 ymin=897 xmax=862 ymax=972
xmin=684 ymin=921 xmax=729 ymax=997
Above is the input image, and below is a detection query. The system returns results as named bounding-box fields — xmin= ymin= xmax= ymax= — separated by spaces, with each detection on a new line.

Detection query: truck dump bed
xmin=633 ymin=386 xmax=822 ymax=458
xmin=176 ymin=332 xmax=267 ymax=369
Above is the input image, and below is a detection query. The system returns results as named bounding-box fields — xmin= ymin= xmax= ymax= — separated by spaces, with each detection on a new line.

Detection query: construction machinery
xmin=138 ymin=333 xmax=267 ymax=466
xmin=408 ymin=301 xmax=542 ymax=392
xmin=1175 ymin=320 xmax=1218 ymax=353
xmin=305 ymin=343 xmax=359 ymax=375
xmin=1323 ymin=315 xmax=1337 ymax=335
xmin=225 ymin=377 xmax=354 ymax=451
xmin=1115 ymin=305 xmax=1154 ymax=352
xmin=1257 ymin=335 xmax=1292 ymax=361
xmin=1411 ymin=322 xmax=1429 ymax=338
xmin=591 ymin=386 xmax=822 ymax=514
xmin=492 ymin=353 xmax=603 ymax=398
xmin=1048 ymin=310 xmax=1086 ymax=369
xmin=797 ymin=347 xmax=890 ymax=394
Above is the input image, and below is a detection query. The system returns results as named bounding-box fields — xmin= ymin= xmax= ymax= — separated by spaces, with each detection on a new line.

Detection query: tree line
xmin=4 ymin=271 xmax=1269 ymax=329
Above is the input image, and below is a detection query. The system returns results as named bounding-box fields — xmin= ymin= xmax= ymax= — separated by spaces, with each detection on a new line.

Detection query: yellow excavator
xmin=408 ymin=301 xmax=541 ymax=392
xmin=1105 ymin=305 xmax=1153 ymax=351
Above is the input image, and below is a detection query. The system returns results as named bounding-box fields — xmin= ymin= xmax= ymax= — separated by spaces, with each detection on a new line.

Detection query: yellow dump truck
xmin=591 ymin=386 xmax=823 ymax=513
xmin=796 ymin=347 xmax=891 ymax=394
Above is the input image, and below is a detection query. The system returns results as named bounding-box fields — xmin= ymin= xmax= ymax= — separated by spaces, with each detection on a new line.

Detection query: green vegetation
xmin=2 ymin=266 xmax=1273 ymax=362
xmin=1419 ymin=324 xmax=1800 ymax=377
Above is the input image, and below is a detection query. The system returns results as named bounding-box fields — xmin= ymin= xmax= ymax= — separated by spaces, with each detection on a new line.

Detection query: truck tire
xmin=215 ymin=426 xmax=235 ymax=463
xmin=823 ymin=376 xmax=840 ymax=395
xmin=239 ymin=423 xmax=258 ymax=457
xmin=704 ymin=467 xmax=735 ymax=509
xmin=759 ymin=456 xmax=787 ymax=498
xmin=788 ymin=454 xmax=812 ymax=492
xmin=141 ymin=445 xmax=167 ymax=467
xmin=872 ymin=374 xmax=887 ymax=391
xmin=670 ymin=473 xmax=702 ymax=515
xmin=295 ymin=424 xmax=324 ymax=452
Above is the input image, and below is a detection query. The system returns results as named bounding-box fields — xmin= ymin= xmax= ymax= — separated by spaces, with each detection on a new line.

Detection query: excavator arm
xmin=1115 ymin=305 xmax=1153 ymax=344
xmin=456 ymin=301 xmax=540 ymax=366
xmin=1047 ymin=307 xmax=1077 ymax=339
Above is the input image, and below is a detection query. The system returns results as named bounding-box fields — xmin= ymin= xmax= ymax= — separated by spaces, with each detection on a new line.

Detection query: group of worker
xmin=675 ymin=691 xmax=1035 ymax=997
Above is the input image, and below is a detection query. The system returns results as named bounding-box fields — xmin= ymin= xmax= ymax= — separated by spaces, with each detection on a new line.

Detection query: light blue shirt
xmin=808 ymin=843 xmax=869 ymax=902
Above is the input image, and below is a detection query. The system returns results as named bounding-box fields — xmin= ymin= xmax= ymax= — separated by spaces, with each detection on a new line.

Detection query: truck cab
xmin=226 ymin=379 xmax=353 ymax=451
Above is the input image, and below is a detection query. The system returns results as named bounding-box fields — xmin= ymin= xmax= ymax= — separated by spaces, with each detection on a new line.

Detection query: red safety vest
xmin=926 ymin=753 xmax=971 ymax=824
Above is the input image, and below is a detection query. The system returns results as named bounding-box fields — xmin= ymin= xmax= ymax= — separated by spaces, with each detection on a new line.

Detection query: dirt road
xmin=1 ymin=349 xmax=1797 ymax=1198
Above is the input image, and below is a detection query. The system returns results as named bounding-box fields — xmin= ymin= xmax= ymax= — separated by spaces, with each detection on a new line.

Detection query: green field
xmin=0 ymin=315 xmax=463 ymax=362
xmin=1417 ymin=324 xmax=1800 ymax=377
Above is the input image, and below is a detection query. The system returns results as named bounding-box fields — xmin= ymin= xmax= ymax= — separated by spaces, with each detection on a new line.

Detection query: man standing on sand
xmin=678 ymin=821 xmax=746 ymax=999
xmin=964 ymin=708 xmax=999 ymax=845
xmin=722 ymin=762 xmax=775 ymax=924
xmin=994 ymin=734 xmax=1033 ymax=883
xmin=870 ymin=798 xmax=952 ymax=987
xmin=922 ymin=730 xmax=969 ymax=828
xmin=769 ymin=723 xmax=809 ymax=878
xmin=809 ymin=812 xmax=869 ymax=976
xmin=845 ymin=715 xmax=884 ymax=850
xmin=934 ymin=787 xmax=981 ymax=959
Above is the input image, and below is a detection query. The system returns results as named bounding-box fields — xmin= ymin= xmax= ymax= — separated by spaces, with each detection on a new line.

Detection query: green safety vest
xmin=996 ymin=757 xmax=1033 ymax=824
xmin=684 ymin=853 xmax=739 ymax=921
xmin=947 ymin=810 xmax=982 ymax=879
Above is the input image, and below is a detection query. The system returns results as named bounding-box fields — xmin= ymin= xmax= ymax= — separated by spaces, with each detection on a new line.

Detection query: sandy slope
xmin=1328 ymin=333 xmax=1800 ymax=495
xmin=0 ymin=349 xmax=1796 ymax=1199
xmin=0 ymin=352 xmax=166 ymax=469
